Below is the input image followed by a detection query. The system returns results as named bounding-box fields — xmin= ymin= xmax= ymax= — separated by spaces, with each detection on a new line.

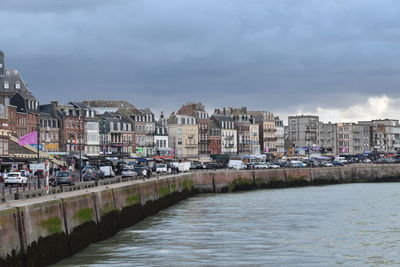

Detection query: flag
xmin=18 ymin=131 xmax=38 ymax=146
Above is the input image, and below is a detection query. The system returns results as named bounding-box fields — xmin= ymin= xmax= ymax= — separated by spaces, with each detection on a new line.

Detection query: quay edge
xmin=2 ymin=164 xmax=400 ymax=266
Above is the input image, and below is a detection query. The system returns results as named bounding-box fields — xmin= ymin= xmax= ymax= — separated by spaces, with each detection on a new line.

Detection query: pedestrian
xmin=142 ymin=168 xmax=147 ymax=179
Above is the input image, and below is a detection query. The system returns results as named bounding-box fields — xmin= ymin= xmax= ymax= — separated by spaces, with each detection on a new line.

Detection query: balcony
xmin=264 ymin=137 xmax=277 ymax=141
xmin=224 ymin=144 xmax=235 ymax=148
xmin=145 ymin=142 xmax=156 ymax=147
xmin=185 ymin=144 xmax=198 ymax=148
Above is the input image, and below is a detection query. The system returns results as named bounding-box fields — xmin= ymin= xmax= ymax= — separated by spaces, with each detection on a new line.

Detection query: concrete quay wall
xmin=2 ymin=164 xmax=400 ymax=266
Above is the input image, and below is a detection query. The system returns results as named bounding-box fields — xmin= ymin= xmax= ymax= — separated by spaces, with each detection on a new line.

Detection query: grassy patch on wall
xmin=40 ymin=217 xmax=63 ymax=234
xmin=74 ymin=208 xmax=93 ymax=223
xmin=126 ymin=195 xmax=140 ymax=206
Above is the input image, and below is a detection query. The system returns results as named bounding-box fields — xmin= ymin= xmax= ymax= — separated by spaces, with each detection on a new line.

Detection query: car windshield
xmin=156 ymin=164 xmax=166 ymax=168
xmin=7 ymin=173 xmax=20 ymax=177
xmin=122 ymin=169 xmax=132 ymax=172
xmin=57 ymin=172 xmax=70 ymax=177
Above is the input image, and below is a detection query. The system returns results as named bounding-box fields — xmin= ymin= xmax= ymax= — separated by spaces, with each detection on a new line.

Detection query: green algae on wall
xmin=158 ymin=186 xmax=170 ymax=198
xmin=170 ymin=184 xmax=177 ymax=192
xmin=100 ymin=202 xmax=115 ymax=215
xmin=74 ymin=208 xmax=94 ymax=223
xmin=287 ymin=175 xmax=306 ymax=182
xmin=228 ymin=178 xmax=253 ymax=192
xmin=182 ymin=180 xmax=193 ymax=191
xmin=40 ymin=217 xmax=63 ymax=234
xmin=126 ymin=195 xmax=140 ymax=206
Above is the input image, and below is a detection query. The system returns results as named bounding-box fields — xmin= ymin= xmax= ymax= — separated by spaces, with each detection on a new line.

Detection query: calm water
xmin=53 ymin=183 xmax=400 ymax=266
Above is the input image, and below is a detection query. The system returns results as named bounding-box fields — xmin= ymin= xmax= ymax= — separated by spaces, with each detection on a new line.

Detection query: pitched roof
xmin=0 ymin=69 xmax=36 ymax=100
xmin=83 ymin=100 xmax=135 ymax=108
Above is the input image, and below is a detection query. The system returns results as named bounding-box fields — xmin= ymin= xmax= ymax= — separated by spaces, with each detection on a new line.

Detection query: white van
xmin=171 ymin=162 xmax=191 ymax=172
xmin=228 ymin=160 xmax=246 ymax=170
xmin=100 ymin=166 xmax=115 ymax=178
xmin=156 ymin=164 xmax=168 ymax=173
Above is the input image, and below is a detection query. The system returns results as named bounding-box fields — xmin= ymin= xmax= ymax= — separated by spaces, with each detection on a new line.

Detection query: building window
xmin=15 ymin=81 xmax=20 ymax=89
xmin=4 ymin=81 xmax=9 ymax=89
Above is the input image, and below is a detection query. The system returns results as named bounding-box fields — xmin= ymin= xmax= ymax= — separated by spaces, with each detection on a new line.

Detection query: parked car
xmin=332 ymin=161 xmax=344 ymax=166
xmin=100 ymin=166 xmax=115 ymax=178
xmin=276 ymin=161 xmax=291 ymax=168
xmin=53 ymin=171 xmax=75 ymax=186
xmin=321 ymin=161 xmax=333 ymax=167
xmin=4 ymin=172 xmax=28 ymax=187
xmin=190 ymin=162 xmax=203 ymax=170
xmin=122 ymin=168 xmax=137 ymax=178
xmin=205 ymin=163 xmax=224 ymax=169
xmin=83 ymin=166 xmax=104 ymax=179
xmin=268 ymin=163 xmax=281 ymax=169
xmin=82 ymin=169 xmax=98 ymax=181
xmin=290 ymin=161 xmax=307 ymax=168
xmin=156 ymin=164 xmax=168 ymax=173
xmin=228 ymin=160 xmax=246 ymax=170
xmin=253 ymin=162 xmax=268 ymax=169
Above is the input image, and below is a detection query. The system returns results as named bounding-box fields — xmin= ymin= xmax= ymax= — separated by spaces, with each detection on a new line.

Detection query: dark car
xmin=332 ymin=161 xmax=344 ymax=166
xmin=82 ymin=169 xmax=98 ymax=181
xmin=83 ymin=166 xmax=104 ymax=180
xmin=53 ymin=171 xmax=75 ymax=186
xmin=190 ymin=162 xmax=203 ymax=170
xmin=205 ymin=163 xmax=224 ymax=169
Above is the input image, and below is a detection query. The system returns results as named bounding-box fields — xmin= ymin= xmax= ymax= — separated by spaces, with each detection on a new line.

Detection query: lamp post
xmin=37 ymin=116 xmax=41 ymax=189
xmin=78 ymin=115 xmax=82 ymax=182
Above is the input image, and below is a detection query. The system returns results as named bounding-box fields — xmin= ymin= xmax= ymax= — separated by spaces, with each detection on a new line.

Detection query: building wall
xmin=85 ymin=120 xmax=100 ymax=156
xmin=221 ymin=129 xmax=237 ymax=155
xmin=249 ymin=123 xmax=260 ymax=155
xmin=262 ymin=121 xmax=277 ymax=153
xmin=288 ymin=115 xmax=319 ymax=148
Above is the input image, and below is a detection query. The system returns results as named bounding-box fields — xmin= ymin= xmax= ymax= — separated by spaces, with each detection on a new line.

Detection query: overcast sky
xmin=1 ymin=0 xmax=400 ymax=122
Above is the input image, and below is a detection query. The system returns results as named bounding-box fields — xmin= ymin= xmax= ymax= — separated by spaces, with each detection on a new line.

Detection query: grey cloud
xmin=1 ymin=0 xmax=400 ymax=117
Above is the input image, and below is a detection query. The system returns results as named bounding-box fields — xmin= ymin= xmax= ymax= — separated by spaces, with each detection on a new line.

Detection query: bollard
xmin=28 ymin=181 xmax=31 ymax=191
xmin=2 ymin=186 xmax=4 ymax=196
xmin=23 ymin=183 xmax=25 ymax=192
xmin=16 ymin=185 xmax=19 ymax=193
xmin=9 ymin=186 xmax=12 ymax=194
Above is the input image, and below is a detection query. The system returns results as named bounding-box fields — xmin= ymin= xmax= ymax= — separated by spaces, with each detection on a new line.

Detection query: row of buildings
xmin=1 ymin=50 xmax=400 ymax=166
xmin=288 ymin=115 xmax=400 ymax=155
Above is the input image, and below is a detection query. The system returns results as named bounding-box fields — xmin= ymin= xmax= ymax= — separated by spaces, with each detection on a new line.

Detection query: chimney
xmin=223 ymin=108 xmax=226 ymax=115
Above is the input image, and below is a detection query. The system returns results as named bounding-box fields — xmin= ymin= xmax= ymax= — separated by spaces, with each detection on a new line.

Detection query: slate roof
xmin=83 ymin=100 xmax=135 ymax=109
xmin=0 ymin=69 xmax=36 ymax=100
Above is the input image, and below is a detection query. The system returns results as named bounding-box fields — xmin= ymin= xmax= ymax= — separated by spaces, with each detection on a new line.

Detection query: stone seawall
xmin=2 ymin=164 xmax=400 ymax=266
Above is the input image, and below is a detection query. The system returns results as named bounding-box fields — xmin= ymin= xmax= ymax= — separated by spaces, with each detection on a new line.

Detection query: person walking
xmin=142 ymin=168 xmax=147 ymax=179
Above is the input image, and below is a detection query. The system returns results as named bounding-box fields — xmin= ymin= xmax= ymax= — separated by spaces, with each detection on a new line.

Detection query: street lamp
xmin=78 ymin=115 xmax=82 ymax=182
xmin=36 ymin=116 xmax=41 ymax=189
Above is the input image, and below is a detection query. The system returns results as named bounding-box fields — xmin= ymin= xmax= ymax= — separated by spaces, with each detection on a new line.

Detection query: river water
xmin=53 ymin=183 xmax=400 ymax=266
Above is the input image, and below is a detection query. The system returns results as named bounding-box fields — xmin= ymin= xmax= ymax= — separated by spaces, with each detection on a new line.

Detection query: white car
xmin=121 ymin=168 xmax=137 ymax=178
xmin=4 ymin=172 xmax=28 ymax=187
xmin=269 ymin=164 xmax=281 ymax=169
xmin=156 ymin=164 xmax=168 ymax=173
xmin=254 ymin=163 xmax=268 ymax=169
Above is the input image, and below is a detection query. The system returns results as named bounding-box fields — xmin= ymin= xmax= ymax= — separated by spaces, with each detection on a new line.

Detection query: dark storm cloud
xmin=2 ymin=0 xmax=400 ymax=118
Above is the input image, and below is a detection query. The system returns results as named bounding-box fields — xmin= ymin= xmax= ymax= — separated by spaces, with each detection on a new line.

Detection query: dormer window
xmin=15 ymin=81 xmax=20 ymax=89
xmin=4 ymin=81 xmax=9 ymax=89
